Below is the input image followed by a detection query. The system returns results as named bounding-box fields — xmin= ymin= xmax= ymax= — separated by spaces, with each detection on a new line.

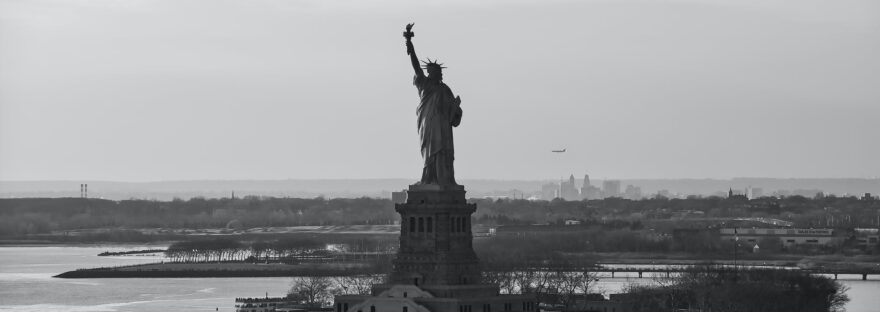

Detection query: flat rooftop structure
xmin=720 ymin=228 xmax=833 ymax=236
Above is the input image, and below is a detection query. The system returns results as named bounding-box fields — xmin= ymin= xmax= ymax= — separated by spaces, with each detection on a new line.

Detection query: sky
xmin=1 ymin=0 xmax=878 ymax=182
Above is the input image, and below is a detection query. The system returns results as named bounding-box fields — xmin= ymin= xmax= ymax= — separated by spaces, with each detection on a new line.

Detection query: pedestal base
xmin=333 ymin=184 xmax=537 ymax=312
xmin=390 ymin=184 xmax=481 ymax=287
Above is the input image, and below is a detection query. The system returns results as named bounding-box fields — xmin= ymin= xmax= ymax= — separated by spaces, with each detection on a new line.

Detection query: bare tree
xmin=333 ymin=275 xmax=383 ymax=295
xmin=498 ymin=271 xmax=518 ymax=294
xmin=289 ymin=276 xmax=333 ymax=306
xmin=552 ymin=269 xmax=600 ymax=311
xmin=531 ymin=270 xmax=555 ymax=303
xmin=511 ymin=270 xmax=537 ymax=294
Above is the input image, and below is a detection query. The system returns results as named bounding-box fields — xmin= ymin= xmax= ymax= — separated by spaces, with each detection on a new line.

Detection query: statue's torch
xmin=404 ymin=23 xmax=415 ymax=55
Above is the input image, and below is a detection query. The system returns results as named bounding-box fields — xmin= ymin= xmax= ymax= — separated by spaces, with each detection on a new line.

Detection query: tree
xmin=289 ymin=276 xmax=333 ymax=306
xmin=332 ymin=275 xmax=383 ymax=295
xmin=621 ymin=268 xmax=849 ymax=312
xmin=552 ymin=269 xmax=599 ymax=311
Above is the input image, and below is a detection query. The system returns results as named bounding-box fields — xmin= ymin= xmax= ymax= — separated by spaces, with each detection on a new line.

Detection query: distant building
xmin=602 ymin=180 xmax=621 ymax=198
xmin=720 ymin=228 xmax=835 ymax=246
xmin=623 ymin=185 xmax=642 ymax=200
xmin=560 ymin=174 xmax=580 ymax=201
xmin=727 ymin=188 xmax=748 ymax=200
xmin=853 ymin=228 xmax=879 ymax=248
xmin=751 ymin=187 xmax=764 ymax=199
xmin=580 ymin=174 xmax=602 ymax=200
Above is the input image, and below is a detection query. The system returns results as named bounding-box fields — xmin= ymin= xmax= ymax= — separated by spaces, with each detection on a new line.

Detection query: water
xmin=0 ymin=246 xmax=877 ymax=312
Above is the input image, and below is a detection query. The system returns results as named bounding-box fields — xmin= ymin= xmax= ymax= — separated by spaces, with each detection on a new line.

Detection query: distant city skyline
xmin=2 ymin=0 xmax=878 ymax=181
xmin=2 ymin=177 xmax=877 ymax=201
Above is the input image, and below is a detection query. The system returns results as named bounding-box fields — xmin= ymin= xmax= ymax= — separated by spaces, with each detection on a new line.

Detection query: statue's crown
xmin=421 ymin=58 xmax=446 ymax=69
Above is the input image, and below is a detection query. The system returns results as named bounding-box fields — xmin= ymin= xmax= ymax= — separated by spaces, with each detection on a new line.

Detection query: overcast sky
xmin=1 ymin=0 xmax=878 ymax=182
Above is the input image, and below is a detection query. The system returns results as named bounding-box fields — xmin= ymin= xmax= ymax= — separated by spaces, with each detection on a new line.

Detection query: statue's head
xmin=422 ymin=59 xmax=445 ymax=81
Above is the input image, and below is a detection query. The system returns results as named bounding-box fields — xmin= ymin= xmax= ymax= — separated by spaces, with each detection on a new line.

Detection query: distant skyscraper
xmin=560 ymin=174 xmax=580 ymax=201
xmin=603 ymin=180 xmax=621 ymax=198
xmin=580 ymin=174 xmax=601 ymax=200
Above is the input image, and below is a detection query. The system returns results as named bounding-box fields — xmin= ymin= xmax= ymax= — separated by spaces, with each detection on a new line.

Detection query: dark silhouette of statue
xmin=404 ymin=23 xmax=463 ymax=186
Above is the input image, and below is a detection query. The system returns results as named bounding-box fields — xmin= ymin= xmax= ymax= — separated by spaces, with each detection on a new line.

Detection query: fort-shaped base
xmin=333 ymin=183 xmax=537 ymax=312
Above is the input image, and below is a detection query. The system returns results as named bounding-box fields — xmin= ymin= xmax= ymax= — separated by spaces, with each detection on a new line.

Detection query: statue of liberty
xmin=404 ymin=23 xmax=462 ymax=186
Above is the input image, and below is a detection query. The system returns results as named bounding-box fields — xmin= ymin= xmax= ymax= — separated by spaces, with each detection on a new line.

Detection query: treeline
xmin=98 ymin=249 xmax=165 ymax=256
xmin=471 ymin=195 xmax=880 ymax=228
xmin=623 ymin=267 xmax=849 ymax=312
xmin=0 ymin=196 xmax=396 ymax=237
xmin=476 ymin=226 xmax=665 ymax=268
xmin=2 ymin=195 xmax=878 ymax=238
xmin=163 ymin=236 xmax=397 ymax=263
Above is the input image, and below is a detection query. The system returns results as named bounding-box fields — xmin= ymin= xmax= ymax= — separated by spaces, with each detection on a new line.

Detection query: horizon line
xmin=2 ymin=177 xmax=879 ymax=183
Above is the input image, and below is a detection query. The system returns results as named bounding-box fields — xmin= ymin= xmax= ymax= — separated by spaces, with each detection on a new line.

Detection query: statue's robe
xmin=414 ymin=75 xmax=462 ymax=185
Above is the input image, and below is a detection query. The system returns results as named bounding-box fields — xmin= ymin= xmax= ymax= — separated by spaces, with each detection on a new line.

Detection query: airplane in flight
xmin=552 ymin=148 xmax=566 ymax=153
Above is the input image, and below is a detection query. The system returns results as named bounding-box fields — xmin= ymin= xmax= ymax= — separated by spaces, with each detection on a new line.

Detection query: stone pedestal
xmin=388 ymin=184 xmax=482 ymax=289
xmin=334 ymin=184 xmax=536 ymax=312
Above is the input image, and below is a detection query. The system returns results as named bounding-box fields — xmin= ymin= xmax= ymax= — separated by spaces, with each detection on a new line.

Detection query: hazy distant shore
xmin=3 ymin=178 xmax=878 ymax=200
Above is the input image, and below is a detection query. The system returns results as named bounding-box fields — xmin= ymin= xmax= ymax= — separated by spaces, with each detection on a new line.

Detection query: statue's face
xmin=427 ymin=67 xmax=443 ymax=81
xmin=428 ymin=68 xmax=443 ymax=80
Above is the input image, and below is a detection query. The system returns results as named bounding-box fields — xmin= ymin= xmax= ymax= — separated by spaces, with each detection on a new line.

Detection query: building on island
xmin=720 ymin=228 xmax=835 ymax=246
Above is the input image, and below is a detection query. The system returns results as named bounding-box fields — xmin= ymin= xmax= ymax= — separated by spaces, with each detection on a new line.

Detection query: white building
xmin=720 ymin=228 xmax=835 ymax=246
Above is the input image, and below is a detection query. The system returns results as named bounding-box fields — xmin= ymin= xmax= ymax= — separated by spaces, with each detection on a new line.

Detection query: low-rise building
xmin=564 ymin=220 xmax=582 ymax=226
xmin=720 ymin=228 xmax=835 ymax=246
xmin=853 ymin=228 xmax=879 ymax=249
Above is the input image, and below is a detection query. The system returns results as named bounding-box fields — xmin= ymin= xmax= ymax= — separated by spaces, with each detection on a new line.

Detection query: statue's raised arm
xmin=404 ymin=23 xmax=425 ymax=78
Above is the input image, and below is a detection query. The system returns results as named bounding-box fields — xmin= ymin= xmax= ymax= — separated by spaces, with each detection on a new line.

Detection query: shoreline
xmin=52 ymin=256 xmax=880 ymax=279
xmin=54 ymin=261 xmax=384 ymax=278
